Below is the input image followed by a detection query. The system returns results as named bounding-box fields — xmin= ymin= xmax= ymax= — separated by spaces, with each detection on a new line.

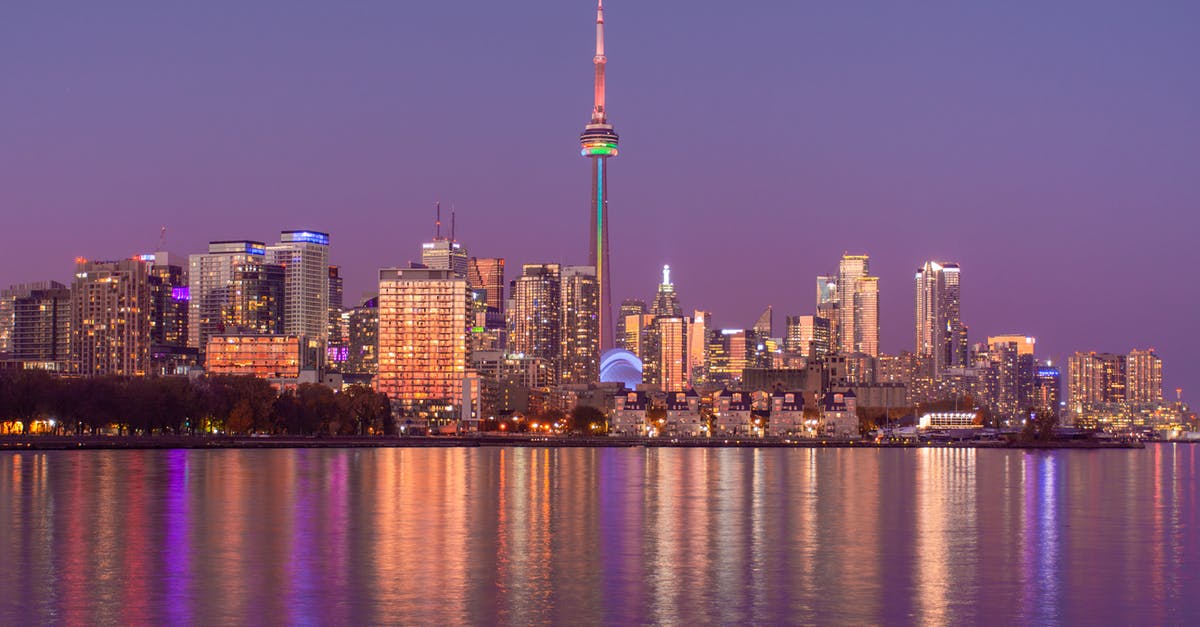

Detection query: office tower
xmin=1068 ymin=351 xmax=1127 ymax=410
xmin=71 ymin=258 xmax=152 ymax=376
xmin=836 ymin=254 xmax=879 ymax=356
xmin=376 ymin=266 xmax=469 ymax=422
xmin=753 ymin=306 xmax=773 ymax=337
xmin=580 ymin=0 xmax=619 ymax=349
xmin=346 ymin=296 xmax=379 ymax=375
xmin=508 ymin=264 xmax=562 ymax=383
xmin=651 ymin=265 xmax=682 ymax=317
xmin=658 ymin=316 xmax=688 ymax=392
xmin=1126 ymin=348 xmax=1163 ymax=404
xmin=468 ymin=257 xmax=506 ymax=314
xmin=1034 ymin=365 xmax=1062 ymax=420
xmin=189 ymin=241 xmax=269 ymax=351
xmin=267 ymin=230 xmax=330 ymax=345
xmin=422 ymin=240 xmax=469 ymax=279
xmin=785 ymin=315 xmax=831 ymax=359
xmin=2 ymin=282 xmax=63 ymax=359
xmin=560 ymin=266 xmax=600 ymax=384
xmin=707 ymin=329 xmax=750 ymax=385
xmin=688 ymin=310 xmax=710 ymax=385
xmin=617 ymin=298 xmax=646 ymax=352
xmin=141 ymin=252 xmax=189 ymax=349
xmin=7 ymin=282 xmax=71 ymax=370
xmin=816 ymin=275 xmax=839 ymax=349
xmin=915 ymin=261 xmax=966 ymax=375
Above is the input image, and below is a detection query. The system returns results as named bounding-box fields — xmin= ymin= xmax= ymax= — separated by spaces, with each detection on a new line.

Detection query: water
xmin=1 ymin=445 xmax=1197 ymax=625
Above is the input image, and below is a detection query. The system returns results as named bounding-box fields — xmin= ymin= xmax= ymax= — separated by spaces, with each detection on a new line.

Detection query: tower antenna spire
xmin=435 ymin=201 xmax=441 ymax=240
xmin=581 ymin=0 xmax=620 ymax=355
xmin=451 ymin=205 xmax=457 ymax=241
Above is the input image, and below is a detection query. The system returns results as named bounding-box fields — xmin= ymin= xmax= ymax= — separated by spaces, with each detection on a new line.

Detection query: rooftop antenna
xmin=435 ymin=201 xmax=442 ymax=240
xmin=451 ymin=204 xmax=457 ymax=242
xmin=158 ymin=226 xmax=166 ymax=251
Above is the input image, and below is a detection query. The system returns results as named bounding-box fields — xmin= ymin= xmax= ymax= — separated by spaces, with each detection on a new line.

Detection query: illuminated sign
xmin=1037 ymin=368 xmax=1059 ymax=377
xmin=171 ymin=287 xmax=191 ymax=301
xmin=285 ymin=231 xmax=330 ymax=245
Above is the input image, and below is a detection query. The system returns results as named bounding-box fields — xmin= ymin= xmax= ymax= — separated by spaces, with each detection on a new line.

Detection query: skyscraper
xmin=785 ymin=314 xmax=831 ymax=359
xmin=188 ymin=241 xmax=282 ymax=352
xmin=616 ymin=298 xmax=646 ymax=353
xmin=376 ymin=266 xmax=469 ymax=425
xmin=267 ymin=230 xmax=330 ymax=343
xmin=508 ymin=264 xmax=562 ymax=383
xmin=1126 ymin=348 xmax=1163 ymax=404
xmin=650 ymin=265 xmax=682 ymax=318
xmin=836 ymin=254 xmax=879 ymax=356
xmin=580 ymin=0 xmax=619 ymax=349
xmin=467 ymin=257 xmax=505 ymax=314
xmin=688 ymin=310 xmax=710 ymax=385
xmin=1068 ymin=351 xmax=1127 ymax=411
xmin=657 ymin=316 xmax=688 ymax=392
xmin=815 ymin=275 xmax=840 ymax=350
xmin=142 ymin=252 xmax=189 ymax=349
xmin=559 ymin=265 xmax=600 ymax=384
xmin=71 ymin=258 xmax=152 ymax=376
xmin=915 ymin=261 xmax=966 ymax=375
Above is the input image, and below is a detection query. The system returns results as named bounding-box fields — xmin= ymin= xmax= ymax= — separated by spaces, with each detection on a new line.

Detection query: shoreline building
xmin=268 ymin=230 xmax=330 ymax=368
xmin=375 ymin=266 xmax=469 ymax=427
xmin=580 ymin=0 xmax=620 ymax=350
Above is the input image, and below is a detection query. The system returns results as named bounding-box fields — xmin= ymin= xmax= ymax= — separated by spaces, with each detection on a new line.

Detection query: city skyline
xmin=2 ymin=1 xmax=1196 ymax=394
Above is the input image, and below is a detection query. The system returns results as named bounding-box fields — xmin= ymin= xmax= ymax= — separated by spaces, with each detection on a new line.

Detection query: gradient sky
xmin=2 ymin=1 xmax=1198 ymax=395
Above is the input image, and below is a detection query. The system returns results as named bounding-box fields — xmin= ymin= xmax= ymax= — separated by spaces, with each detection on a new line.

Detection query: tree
xmin=568 ymin=405 xmax=606 ymax=435
xmin=340 ymin=384 xmax=391 ymax=435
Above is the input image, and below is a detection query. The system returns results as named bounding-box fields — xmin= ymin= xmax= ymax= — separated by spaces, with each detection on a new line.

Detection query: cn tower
xmin=580 ymin=0 xmax=618 ymax=351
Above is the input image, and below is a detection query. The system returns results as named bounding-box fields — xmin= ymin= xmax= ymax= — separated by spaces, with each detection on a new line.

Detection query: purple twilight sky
xmin=2 ymin=1 xmax=1198 ymax=395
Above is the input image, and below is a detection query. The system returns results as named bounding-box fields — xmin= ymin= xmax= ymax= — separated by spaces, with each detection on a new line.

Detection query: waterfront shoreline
xmin=0 ymin=435 xmax=1147 ymax=451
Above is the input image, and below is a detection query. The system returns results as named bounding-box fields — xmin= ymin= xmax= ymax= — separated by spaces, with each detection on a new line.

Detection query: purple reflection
xmin=163 ymin=450 xmax=193 ymax=625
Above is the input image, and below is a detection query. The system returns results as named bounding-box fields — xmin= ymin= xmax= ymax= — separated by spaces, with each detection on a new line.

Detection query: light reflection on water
xmin=1 ymin=445 xmax=1197 ymax=625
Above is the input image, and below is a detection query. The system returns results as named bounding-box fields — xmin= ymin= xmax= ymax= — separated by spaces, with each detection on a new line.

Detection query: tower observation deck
xmin=581 ymin=0 xmax=618 ymax=354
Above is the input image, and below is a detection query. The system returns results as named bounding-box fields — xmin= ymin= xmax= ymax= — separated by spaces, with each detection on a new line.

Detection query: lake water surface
xmin=1 ymin=445 xmax=1197 ymax=625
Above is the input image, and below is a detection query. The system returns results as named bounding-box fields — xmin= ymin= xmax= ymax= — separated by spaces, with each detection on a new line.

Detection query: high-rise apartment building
xmin=688 ymin=310 xmax=710 ymax=386
xmin=816 ymin=275 xmax=839 ymax=350
xmin=1034 ymin=365 xmax=1062 ymax=420
xmin=6 ymin=282 xmax=71 ymax=370
xmin=657 ymin=316 xmax=688 ymax=392
xmin=267 ymin=230 xmax=330 ymax=345
xmin=559 ymin=266 xmax=600 ymax=384
xmin=467 ymin=257 xmax=505 ymax=314
xmin=1126 ymin=349 xmax=1163 ymax=404
xmin=915 ymin=261 xmax=967 ymax=375
xmin=1068 ymin=351 xmax=1127 ymax=410
xmin=345 ymin=295 xmax=379 ymax=375
xmin=376 ymin=266 xmax=469 ymax=423
xmin=508 ymin=264 xmax=562 ymax=383
xmin=836 ymin=255 xmax=879 ymax=356
xmin=987 ymin=336 xmax=1037 ymax=418
xmin=142 ymin=252 xmax=189 ymax=349
xmin=326 ymin=265 xmax=346 ymax=367
xmin=785 ymin=315 xmax=831 ymax=359
xmin=71 ymin=258 xmax=152 ymax=376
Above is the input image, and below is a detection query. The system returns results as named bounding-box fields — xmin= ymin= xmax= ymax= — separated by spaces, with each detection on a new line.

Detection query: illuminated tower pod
xmin=581 ymin=0 xmax=619 ymax=350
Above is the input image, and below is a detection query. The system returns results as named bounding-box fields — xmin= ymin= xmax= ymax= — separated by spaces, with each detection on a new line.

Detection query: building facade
xmin=71 ymin=258 xmax=152 ymax=376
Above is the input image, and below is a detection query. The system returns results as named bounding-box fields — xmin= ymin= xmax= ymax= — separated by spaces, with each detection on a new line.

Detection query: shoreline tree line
xmin=0 ymin=369 xmax=393 ymax=436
